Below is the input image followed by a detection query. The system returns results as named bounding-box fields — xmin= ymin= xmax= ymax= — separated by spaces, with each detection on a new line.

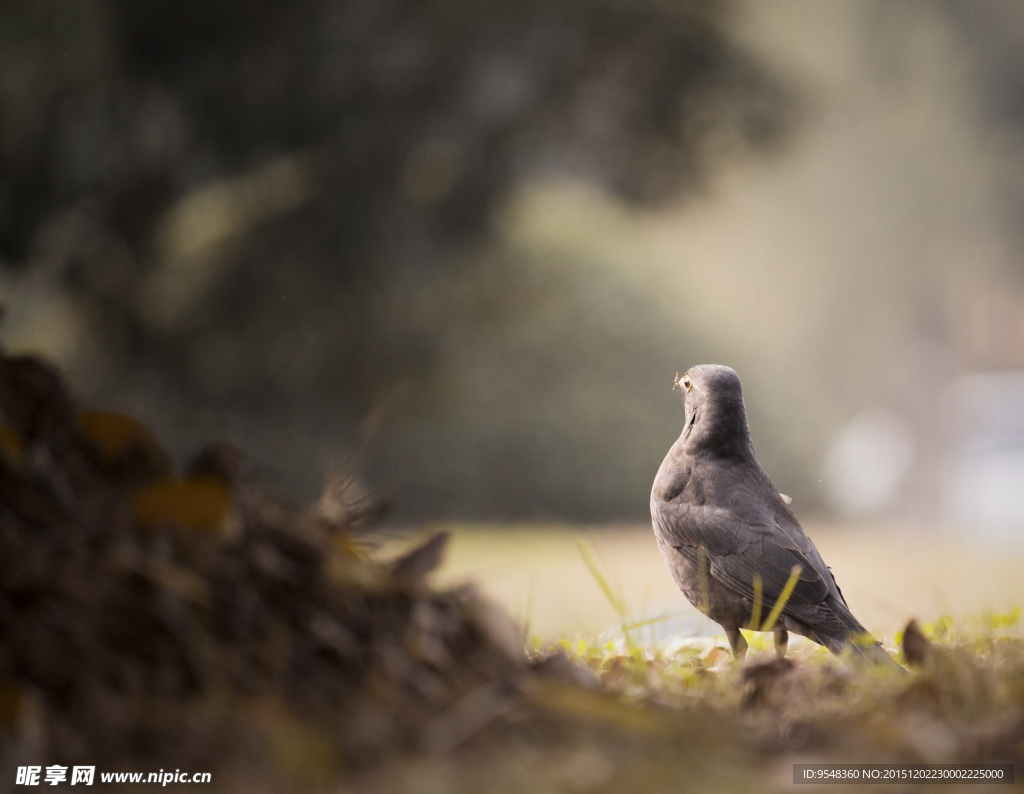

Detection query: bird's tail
xmin=817 ymin=632 xmax=906 ymax=673
xmin=850 ymin=639 xmax=906 ymax=673
xmin=815 ymin=598 xmax=906 ymax=673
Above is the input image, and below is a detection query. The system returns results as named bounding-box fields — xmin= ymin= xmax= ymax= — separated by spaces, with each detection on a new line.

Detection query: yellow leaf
xmin=131 ymin=477 xmax=231 ymax=531
xmin=78 ymin=409 xmax=170 ymax=469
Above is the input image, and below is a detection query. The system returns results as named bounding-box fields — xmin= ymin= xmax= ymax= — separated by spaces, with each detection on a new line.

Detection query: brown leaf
xmin=391 ymin=531 xmax=450 ymax=580
xmin=902 ymin=618 xmax=931 ymax=667
xmin=131 ymin=476 xmax=231 ymax=531
xmin=79 ymin=410 xmax=167 ymax=460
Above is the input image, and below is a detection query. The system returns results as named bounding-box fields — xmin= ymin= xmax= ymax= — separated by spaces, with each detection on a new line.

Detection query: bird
xmin=650 ymin=364 xmax=901 ymax=668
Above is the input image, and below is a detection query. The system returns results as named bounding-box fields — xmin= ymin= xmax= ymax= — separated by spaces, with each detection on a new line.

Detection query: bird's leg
xmin=725 ymin=625 xmax=747 ymax=661
xmin=774 ymin=627 xmax=789 ymax=658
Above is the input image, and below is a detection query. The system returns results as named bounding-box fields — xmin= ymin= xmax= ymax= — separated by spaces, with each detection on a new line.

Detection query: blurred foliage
xmin=0 ymin=346 xmax=541 ymax=780
xmin=0 ymin=0 xmax=792 ymax=519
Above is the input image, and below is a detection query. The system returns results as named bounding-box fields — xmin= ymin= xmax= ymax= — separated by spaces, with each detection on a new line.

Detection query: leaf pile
xmin=0 ymin=350 xmax=538 ymax=784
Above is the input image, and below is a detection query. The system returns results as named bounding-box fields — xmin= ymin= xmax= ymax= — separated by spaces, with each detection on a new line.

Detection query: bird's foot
xmin=725 ymin=625 xmax=748 ymax=661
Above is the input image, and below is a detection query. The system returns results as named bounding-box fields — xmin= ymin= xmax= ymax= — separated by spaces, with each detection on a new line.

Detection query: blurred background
xmin=5 ymin=0 xmax=1024 ymax=637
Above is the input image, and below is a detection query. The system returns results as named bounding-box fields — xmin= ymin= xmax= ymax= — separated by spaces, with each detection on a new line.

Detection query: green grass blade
xmin=620 ymin=611 xmax=694 ymax=631
xmin=759 ymin=565 xmax=802 ymax=634
xmin=577 ymin=539 xmax=627 ymax=618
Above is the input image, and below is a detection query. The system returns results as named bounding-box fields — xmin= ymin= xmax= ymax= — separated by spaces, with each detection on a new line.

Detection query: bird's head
xmin=675 ymin=364 xmax=755 ymax=460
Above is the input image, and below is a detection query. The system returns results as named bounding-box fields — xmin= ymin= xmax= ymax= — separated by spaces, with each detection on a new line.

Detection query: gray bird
xmin=651 ymin=365 xmax=901 ymax=667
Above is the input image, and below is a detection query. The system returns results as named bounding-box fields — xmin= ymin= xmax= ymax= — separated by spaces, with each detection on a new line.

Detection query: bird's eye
xmin=682 ymin=375 xmax=693 ymax=391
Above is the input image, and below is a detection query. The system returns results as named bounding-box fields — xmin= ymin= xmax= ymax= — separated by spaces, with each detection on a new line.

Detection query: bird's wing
xmin=650 ymin=457 xmax=867 ymax=638
xmin=652 ymin=495 xmax=830 ymax=607
xmin=655 ymin=490 xmax=891 ymax=661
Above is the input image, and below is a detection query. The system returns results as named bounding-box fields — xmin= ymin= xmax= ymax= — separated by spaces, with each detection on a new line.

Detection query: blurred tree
xmin=0 ymin=0 xmax=791 ymax=518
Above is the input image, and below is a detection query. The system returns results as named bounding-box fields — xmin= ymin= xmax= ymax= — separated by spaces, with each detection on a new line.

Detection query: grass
xmin=546 ymin=604 xmax=1024 ymax=688
xmin=546 ymin=543 xmax=828 ymax=689
xmin=523 ymin=608 xmax=1024 ymax=792
xmin=504 ymin=544 xmax=1024 ymax=792
xmin=351 ymin=601 xmax=1024 ymax=794
xmin=378 ymin=601 xmax=1024 ymax=794
xmin=369 ymin=526 xmax=1024 ymax=793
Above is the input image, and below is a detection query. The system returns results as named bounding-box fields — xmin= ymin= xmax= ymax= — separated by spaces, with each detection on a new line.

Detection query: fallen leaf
xmin=131 ymin=476 xmax=231 ymax=531
xmin=78 ymin=409 xmax=171 ymax=470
